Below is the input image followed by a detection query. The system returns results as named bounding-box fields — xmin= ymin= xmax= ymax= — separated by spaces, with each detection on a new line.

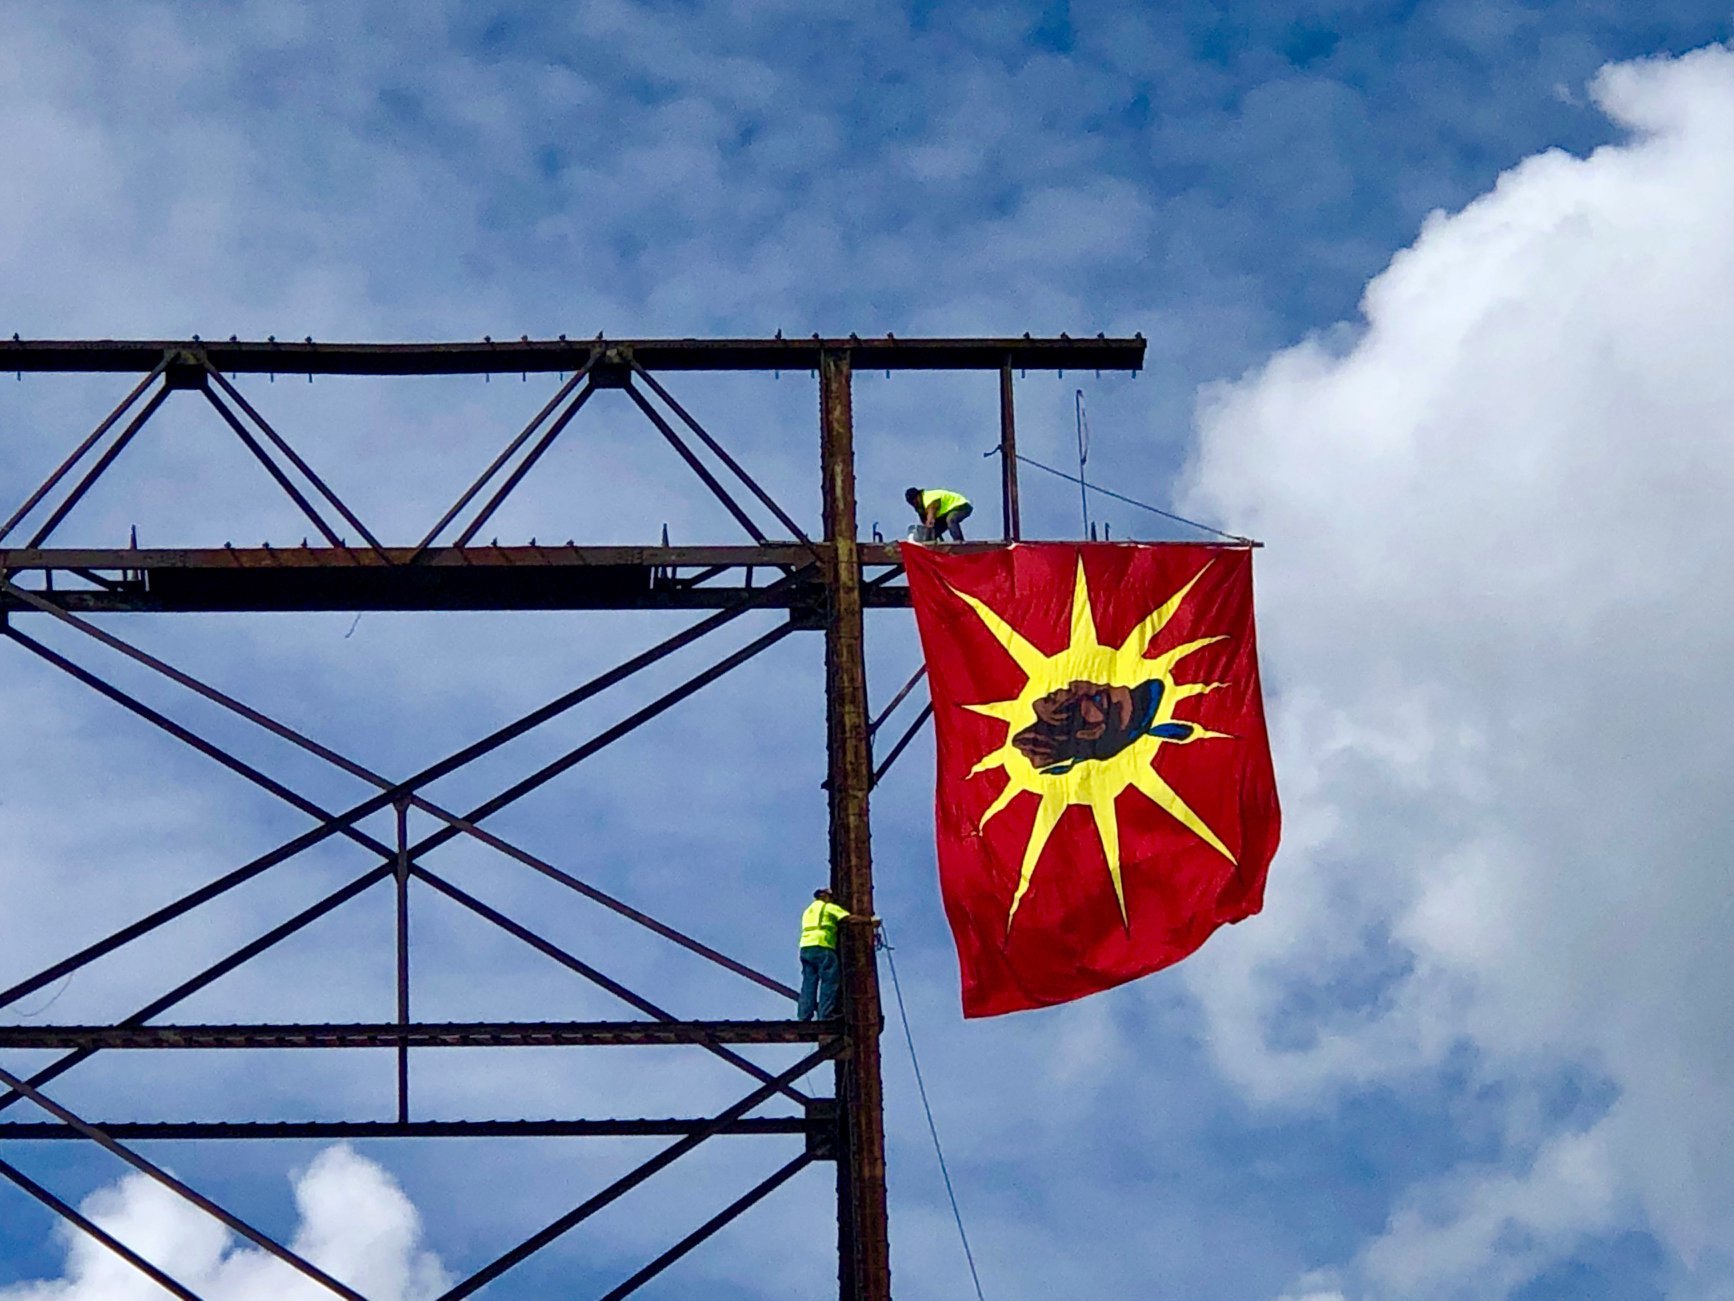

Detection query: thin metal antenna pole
xmin=1075 ymin=388 xmax=1090 ymax=538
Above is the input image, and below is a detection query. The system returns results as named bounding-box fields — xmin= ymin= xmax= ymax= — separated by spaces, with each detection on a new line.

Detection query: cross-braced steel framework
xmin=0 ymin=334 xmax=1144 ymax=1298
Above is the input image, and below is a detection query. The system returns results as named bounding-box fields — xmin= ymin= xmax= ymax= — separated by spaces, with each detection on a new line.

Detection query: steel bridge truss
xmin=0 ymin=334 xmax=1144 ymax=1299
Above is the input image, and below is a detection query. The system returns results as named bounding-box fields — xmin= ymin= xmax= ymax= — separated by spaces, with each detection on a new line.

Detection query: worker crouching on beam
xmin=906 ymin=487 xmax=972 ymax=542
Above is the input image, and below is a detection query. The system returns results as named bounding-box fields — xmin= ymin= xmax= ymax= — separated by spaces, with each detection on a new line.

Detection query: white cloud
xmin=1181 ymin=44 xmax=1734 ymax=1298
xmin=1361 ymin=1126 xmax=1620 ymax=1299
xmin=1 ymin=1146 xmax=448 ymax=1300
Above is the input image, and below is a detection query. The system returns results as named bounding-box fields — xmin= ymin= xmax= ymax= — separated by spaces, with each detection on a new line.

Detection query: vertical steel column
xmin=819 ymin=348 xmax=891 ymax=1301
xmin=999 ymin=359 xmax=1021 ymax=540
xmin=394 ymin=799 xmax=411 ymax=1124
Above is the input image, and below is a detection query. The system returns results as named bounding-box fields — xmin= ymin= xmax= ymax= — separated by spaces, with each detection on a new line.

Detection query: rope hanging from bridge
xmin=879 ymin=926 xmax=988 ymax=1301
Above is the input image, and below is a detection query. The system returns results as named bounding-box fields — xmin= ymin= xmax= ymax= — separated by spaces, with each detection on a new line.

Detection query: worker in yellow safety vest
xmin=796 ymin=889 xmax=876 ymax=1020
xmin=905 ymin=487 xmax=973 ymax=542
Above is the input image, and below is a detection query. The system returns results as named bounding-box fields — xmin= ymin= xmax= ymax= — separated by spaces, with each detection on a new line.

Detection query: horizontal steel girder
xmin=0 ymin=544 xmax=850 ymax=568
xmin=0 ymin=1118 xmax=812 ymax=1141
xmin=3 ymin=335 xmax=1145 ymax=376
xmin=0 ymin=544 xmax=919 ymax=611
xmin=0 ymin=1020 xmax=842 ymax=1051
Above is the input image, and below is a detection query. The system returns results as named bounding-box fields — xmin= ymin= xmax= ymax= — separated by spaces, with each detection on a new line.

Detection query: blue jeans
xmin=797 ymin=946 xmax=841 ymax=1020
xmin=937 ymin=503 xmax=972 ymax=541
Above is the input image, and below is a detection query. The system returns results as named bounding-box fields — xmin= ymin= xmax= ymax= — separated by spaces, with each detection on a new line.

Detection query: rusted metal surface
xmin=0 ymin=1118 xmax=814 ymax=1140
xmin=0 ymin=544 xmax=918 ymax=611
xmin=0 ymin=541 xmax=961 ymax=570
xmin=0 ymin=1020 xmax=843 ymax=1051
xmin=3 ymin=334 xmax=1146 ymax=375
xmin=820 ymin=348 xmax=893 ymax=1301
xmin=0 ymin=542 xmax=809 ymax=568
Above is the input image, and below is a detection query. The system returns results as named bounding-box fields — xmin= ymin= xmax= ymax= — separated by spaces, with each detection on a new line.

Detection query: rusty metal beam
xmin=0 ymin=1021 xmax=842 ymax=1051
xmin=820 ymin=348 xmax=892 ymax=1301
xmin=3 ymin=335 xmax=1146 ymax=376
xmin=0 ymin=544 xmax=925 ymax=611
xmin=0 ymin=542 xmax=941 ymax=570
xmin=0 ymin=1119 xmax=813 ymax=1141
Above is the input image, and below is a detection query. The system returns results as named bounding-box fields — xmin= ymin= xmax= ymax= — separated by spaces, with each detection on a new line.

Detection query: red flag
xmin=902 ymin=542 xmax=1280 ymax=1017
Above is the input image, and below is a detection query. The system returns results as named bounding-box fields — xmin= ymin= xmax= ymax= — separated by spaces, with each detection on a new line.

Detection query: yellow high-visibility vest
xmin=800 ymin=900 xmax=849 ymax=949
xmin=919 ymin=489 xmax=969 ymax=517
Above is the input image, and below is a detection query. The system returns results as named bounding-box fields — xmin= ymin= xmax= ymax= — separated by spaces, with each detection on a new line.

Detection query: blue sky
xmin=4 ymin=3 xmax=1734 ymax=1298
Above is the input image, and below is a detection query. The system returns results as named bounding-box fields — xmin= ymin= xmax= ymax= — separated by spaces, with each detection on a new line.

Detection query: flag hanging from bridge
xmin=902 ymin=542 xmax=1280 ymax=1017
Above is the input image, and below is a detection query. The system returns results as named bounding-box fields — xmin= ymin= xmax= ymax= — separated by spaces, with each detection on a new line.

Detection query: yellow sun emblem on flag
xmin=956 ymin=559 xmax=1238 ymax=932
